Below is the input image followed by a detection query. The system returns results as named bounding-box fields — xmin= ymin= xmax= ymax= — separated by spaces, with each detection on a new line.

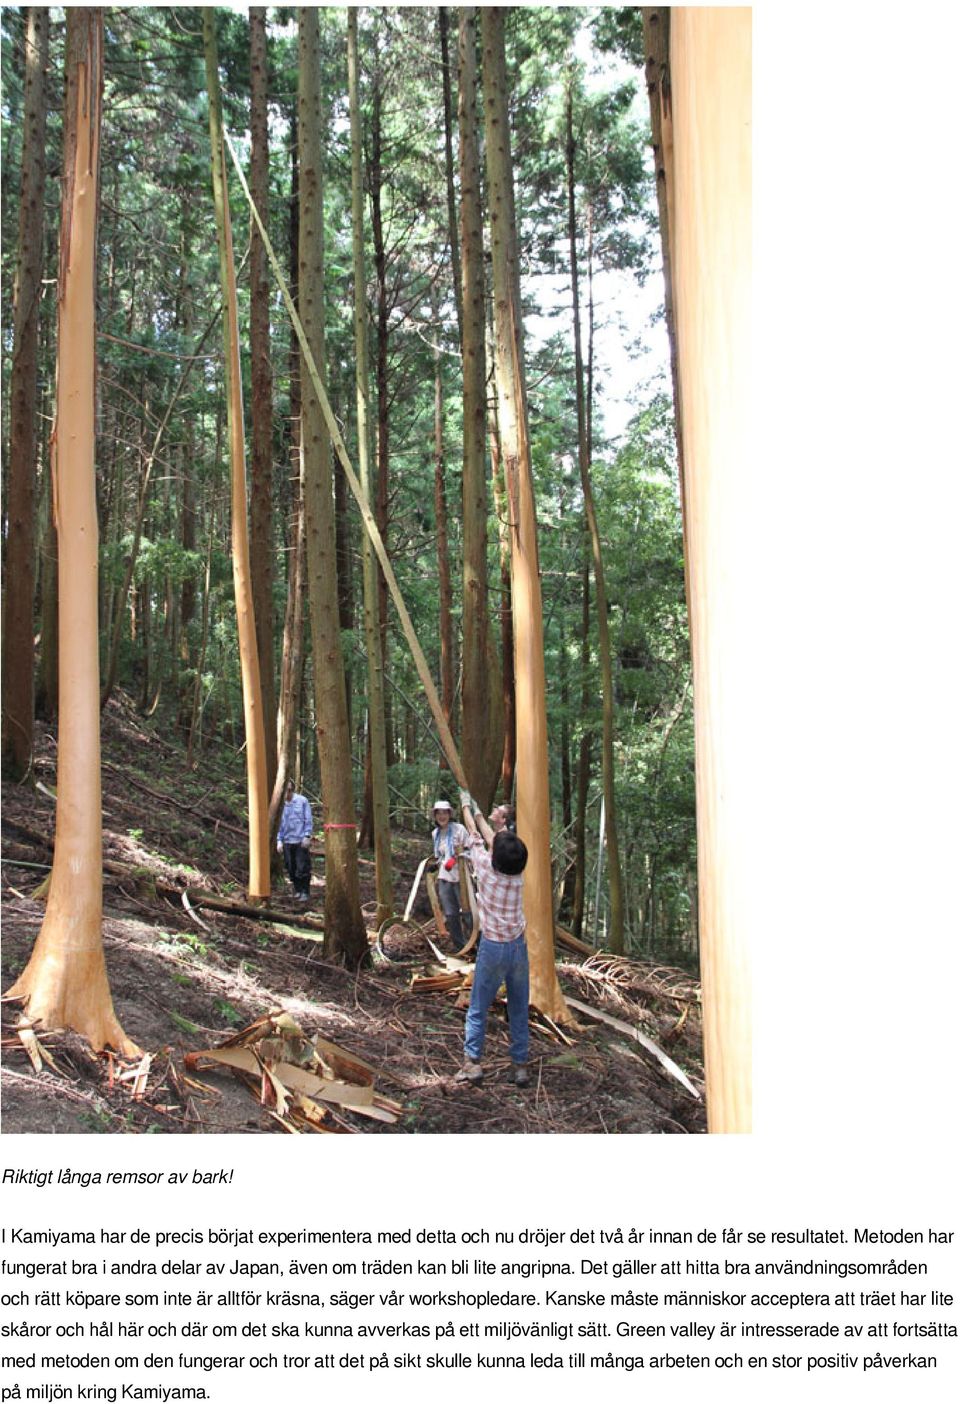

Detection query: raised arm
xmin=460 ymin=789 xmax=494 ymax=848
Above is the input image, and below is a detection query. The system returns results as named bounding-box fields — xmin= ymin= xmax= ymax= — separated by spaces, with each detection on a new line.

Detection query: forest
xmin=0 ymin=6 xmax=704 ymax=1135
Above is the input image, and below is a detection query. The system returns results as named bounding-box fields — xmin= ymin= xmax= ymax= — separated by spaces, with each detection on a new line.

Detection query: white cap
xmin=432 ymin=799 xmax=452 ymax=811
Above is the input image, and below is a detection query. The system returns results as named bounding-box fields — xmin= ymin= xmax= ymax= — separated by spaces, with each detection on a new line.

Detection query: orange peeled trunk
xmin=665 ymin=9 xmax=752 ymax=1132
xmin=204 ymin=10 xmax=271 ymax=900
xmin=7 ymin=11 xmax=136 ymax=1055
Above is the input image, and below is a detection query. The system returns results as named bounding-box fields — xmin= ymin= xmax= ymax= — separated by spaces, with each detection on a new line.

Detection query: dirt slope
xmin=1 ymin=695 xmax=705 ymax=1135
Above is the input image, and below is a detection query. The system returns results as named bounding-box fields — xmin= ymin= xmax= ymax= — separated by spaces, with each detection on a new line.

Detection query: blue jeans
xmin=464 ymin=936 xmax=530 ymax=1064
xmin=438 ymin=876 xmax=472 ymax=950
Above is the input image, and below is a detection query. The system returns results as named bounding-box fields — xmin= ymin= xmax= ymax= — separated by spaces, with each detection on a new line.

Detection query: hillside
xmin=1 ymin=695 xmax=705 ymax=1135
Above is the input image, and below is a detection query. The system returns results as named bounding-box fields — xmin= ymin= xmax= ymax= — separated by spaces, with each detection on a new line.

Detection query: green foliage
xmin=1 ymin=4 xmax=695 ymax=961
xmin=169 ymin=1012 xmax=200 ymax=1036
xmin=213 ymin=998 xmax=243 ymax=1027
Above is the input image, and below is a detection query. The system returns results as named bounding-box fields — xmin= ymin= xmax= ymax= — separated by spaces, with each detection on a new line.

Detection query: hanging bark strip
xmin=224 ymin=133 xmax=469 ymax=792
xmin=203 ymin=13 xmax=270 ymax=900
xmin=7 ymin=11 xmax=136 ymax=1056
xmin=458 ymin=6 xmax=503 ymax=810
xmin=348 ymin=9 xmax=393 ymax=924
xmin=248 ymin=6 xmax=278 ymax=797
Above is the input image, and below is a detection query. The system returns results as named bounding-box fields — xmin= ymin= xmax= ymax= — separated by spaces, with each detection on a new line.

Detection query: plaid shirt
xmin=467 ymin=834 xmax=525 ymax=942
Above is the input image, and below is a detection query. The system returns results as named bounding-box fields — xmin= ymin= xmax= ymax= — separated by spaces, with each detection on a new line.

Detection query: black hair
xmin=492 ymin=831 xmax=527 ymax=875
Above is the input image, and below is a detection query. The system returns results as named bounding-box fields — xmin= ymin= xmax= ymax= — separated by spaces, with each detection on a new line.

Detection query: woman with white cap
xmin=431 ymin=799 xmax=472 ymax=950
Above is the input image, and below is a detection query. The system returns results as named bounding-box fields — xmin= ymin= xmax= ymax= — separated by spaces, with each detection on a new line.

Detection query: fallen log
xmin=184 ymin=889 xmax=325 ymax=935
xmin=555 ymin=924 xmax=595 ymax=957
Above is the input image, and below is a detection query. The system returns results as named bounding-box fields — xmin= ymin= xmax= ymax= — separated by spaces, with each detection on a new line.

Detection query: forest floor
xmin=0 ymin=694 xmax=705 ymax=1136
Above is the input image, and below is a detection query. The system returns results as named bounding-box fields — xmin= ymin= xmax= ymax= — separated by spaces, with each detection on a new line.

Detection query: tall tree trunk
xmin=333 ymin=370 xmax=353 ymax=738
xmin=369 ymin=41 xmax=394 ymax=766
xmin=269 ymin=461 xmax=306 ymax=838
xmin=641 ymin=7 xmax=692 ymax=622
xmin=271 ymin=102 xmax=304 ymax=838
xmin=439 ymin=7 xmax=463 ymax=342
xmin=571 ymin=540 xmax=592 ymax=939
xmin=459 ymin=6 xmax=503 ymax=811
xmin=565 ymin=73 xmax=625 ymax=953
xmin=299 ymin=6 xmax=367 ymax=965
xmin=487 ymin=316 xmax=515 ymax=799
xmin=2 ymin=7 xmax=49 ymax=780
xmin=36 ymin=466 xmax=59 ymax=720
xmin=481 ymin=8 xmax=566 ymax=1020
xmin=248 ymin=5 xmax=278 ymax=796
xmin=349 ymin=8 xmax=392 ymax=922
xmin=204 ymin=9 xmax=271 ymax=900
xmin=433 ymin=291 xmax=455 ymax=737
xmin=661 ymin=8 xmax=752 ymax=1132
xmin=8 ymin=11 xmax=135 ymax=1054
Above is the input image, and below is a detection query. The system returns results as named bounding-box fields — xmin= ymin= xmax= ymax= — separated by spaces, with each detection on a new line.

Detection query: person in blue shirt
xmin=276 ymin=779 xmax=313 ymax=902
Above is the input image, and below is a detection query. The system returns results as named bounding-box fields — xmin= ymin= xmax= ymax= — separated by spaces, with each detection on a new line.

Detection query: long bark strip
xmin=565 ymin=74 xmax=625 ymax=953
xmin=298 ymin=8 xmax=367 ymax=965
xmin=663 ymin=9 xmax=752 ymax=1133
xmin=459 ymin=7 xmax=503 ymax=810
xmin=7 ymin=11 xmax=135 ymax=1055
xmin=249 ymin=6 xmax=278 ymax=795
xmin=348 ymin=9 xmax=392 ymax=923
xmin=433 ymin=324 xmax=455 ymax=736
xmin=203 ymin=11 xmax=270 ymax=900
xmin=369 ymin=40 xmax=393 ymax=768
xmin=2 ymin=7 xmax=48 ymax=780
xmin=487 ymin=320 xmax=515 ymax=798
xmin=225 ymin=135 xmax=470 ymax=791
xmin=481 ymin=7 xmax=567 ymax=1021
xmin=271 ymin=110 xmax=304 ymax=839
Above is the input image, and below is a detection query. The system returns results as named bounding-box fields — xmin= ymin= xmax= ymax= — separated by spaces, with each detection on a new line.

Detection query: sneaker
xmin=455 ymin=1058 xmax=483 ymax=1085
xmin=512 ymin=1063 xmax=531 ymax=1088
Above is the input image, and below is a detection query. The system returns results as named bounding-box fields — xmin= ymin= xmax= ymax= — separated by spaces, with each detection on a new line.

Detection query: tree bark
xmin=299 ymin=7 xmax=368 ymax=965
xmin=571 ymin=540 xmax=591 ymax=939
xmin=640 ymin=7 xmax=692 ymax=625
xmin=204 ymin=9 xmax=271 ymax=900
xmin=248 ymin=5 xmax=278 ymax=796
xmin=271 ymin=101 xmax=305 ymax=838
xmin=2 ymin=7 xmax=49 ymax=781
xmin=369 ymin=38 xmax=394 ymax=767
xmin=565 ymin=72 xmax=625 ymax=953
xmin=433 ymin=292 xmax=455 ymax=738
xmin=7 ymin=10 xmax=135 ymax=1055
xmin=36 ymin=471 xmax=59 ymax=719
xmin=439 ymin=7 xmax=463 ymax=342
xmin=348 ymin=8 xmax=392 ymax=923
xmin=481 ymin=8 xmax=566 ymax=1020
xmin=487 ymin=315 xmax=515 ymax=799
xmin=459 ymin=7 xmax=503 ymax=811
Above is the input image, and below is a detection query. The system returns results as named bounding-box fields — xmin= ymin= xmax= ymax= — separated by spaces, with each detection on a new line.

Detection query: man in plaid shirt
xmin=455 ymin=789 xmax=530 ymax=1088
